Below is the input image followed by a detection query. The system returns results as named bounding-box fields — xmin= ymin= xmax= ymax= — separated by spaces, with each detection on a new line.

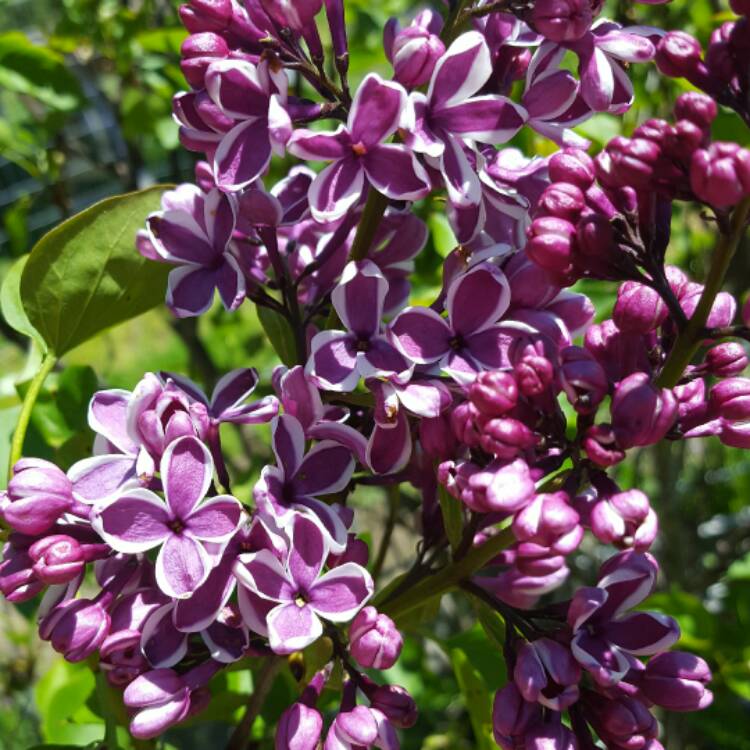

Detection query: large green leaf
xmin=0 ymin=32 xmax=84 ymax=111
xmin=257 ymin=305 xmax=297 ymax=367
xmin=1 ymin=255 xmax=45 ymax=349
xmin=20 ymin=186 xmax=173 ymax=356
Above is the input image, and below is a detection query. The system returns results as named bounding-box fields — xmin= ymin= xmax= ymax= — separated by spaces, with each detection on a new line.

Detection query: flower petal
xmin=306 ymin=331 xmax=360 ymax=392
xmin=148 ymin=211 xmax=214 ymax=265
xmin=293 ymin=441 xmax=354 ymax=497
xmin=436 ymin=96 xmax=526 ymax=144
xmin=205 ymin=59 xmax=269 ymax=119
xmin=288 ymin=125 xmax=351 ymax=161
xmin=162 ymin=436 xmax=213 ymax=519
xmin=267 ymin=602 xmax=323 ymax=654
xmin=234 ymin=549 xmax=295 ymax=603
xmin=93 ymin=488 xmax=169 ymax=553
xmin=88 ymin=390 xmax=138 ymax=455
xmin=366 ymin=410 xmax=412 ymax=474
xmin=309 ymin=563 xmax=374 ymax=621
xmin=360 ymin=338 xmax=412 ymax=380
xmin=447 ymin=263 xmax=511 ymax=336
xmin=210 ymin=368 xmax=260 ymax=417
xmin=68 ymin=454 xmax=138 ymax=505
xmin=604 ymin=612 xmax=680 ymax=655
xmin=214 ymin=119 xmax=273 ymax=192
xmin=272 ymin=414 xmax=306 ymax=479
xmin=389 ymin=306 xmax=452 ymax=364
xmin=288 ymin=514 xmax=327 ymax=590
xmin=166 ymin=265 xmax=217 ymax=318
xmin=363 ymin=144 xmax=431 ymax=201
xmin=141 ymin=604 xmax=188 ymax=668
xmin=186 ymin=496 xmax=242 ymax=542
xmin=428 ymin=31 xmax=492 ymax=110
xmin=174 ymin=561 xmax=236 ymax=632
xmin=155 ymin=533 xmax=212 ymax=599
xmin=332 ymin=259 xmax=387 ymax=338
xmin=348 ymin=74 xmax=405 ymax=147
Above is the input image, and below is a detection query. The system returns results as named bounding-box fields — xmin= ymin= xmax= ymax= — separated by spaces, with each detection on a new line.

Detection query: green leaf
xmin=427 ymin=213 xmax=457 ymax=258
xmin=449 ymin=648 xmax=495 ymax=750
xmin=20 ymin=186 xmax=173 ymax=356
xmin=1 ymin=255 xmax=46 ymax=349
xmin=0 ymin=32 xmax=84 ymax=111
xmin=473 ymin=599 xmax=507 ymax=655
xmin=439 ymin=484 xmax=463 ymax=552
xmin=256 ymin=305 xmax=297 ymax=367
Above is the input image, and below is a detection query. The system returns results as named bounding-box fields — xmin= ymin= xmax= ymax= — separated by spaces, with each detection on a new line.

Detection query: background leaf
xmin=1 ymin=255 xmax=46 ymax=349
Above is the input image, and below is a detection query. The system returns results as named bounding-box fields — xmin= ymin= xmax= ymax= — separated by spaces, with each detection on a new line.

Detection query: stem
xmin=226 ymin=657 xmax=285 ymax=750
xmin=378 ymin=526 xmax=515 ymax=621
xmin=657 ymin=197 xmax=750 ymax=388
xmin=372 ymin=484 xmax=400 ymax=583
xmin=442 ymin=0 xmax=472 ymax=44
xmin=8 ymin=352 xmax=57 ymax=481
xmin=460 ymin=579 xmax=537 ymax=640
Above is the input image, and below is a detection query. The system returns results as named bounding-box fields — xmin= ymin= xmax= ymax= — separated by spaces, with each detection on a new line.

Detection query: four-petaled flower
xmin=93 ymin=436 xmax=243 ymax=599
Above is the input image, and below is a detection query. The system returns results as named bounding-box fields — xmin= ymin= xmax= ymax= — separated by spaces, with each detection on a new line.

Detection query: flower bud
xmin=124 ymin=669 xmax=192 ymax=739
xmin=613 ymin=281 xmax=668 ymax=334
xmin=512 ymin=492 xmax=582 ymax=553
xmin=100 ymin=630 xmax=148 ymax=687
xmin=450 ymin=401 xmax=482 ymax=448
xmin=276 ymin=703 xmax=324 ymax=750
xmin=469 ymin=371 xmax=518 ymax=417
xmin=588 ymin=695 xmax=658 ymax=749
xmin=40 ymin=598 xmax=111 ymax=662
xmin=691 ymin=142 xmax=750 ymax=208
xmin=28 ymin=535 xmax=85 ymax=585
xmin=558 ymin=346 xmax=608 ymax=414
xmin=612 ymin=373 xmax=678 ymax=448
xmin=639 ymin=651 xmax=713 ymax=712
xmin=606 ymin=136 xmax=662 ymax=190
xmin=479 ymin=417 xmax=536 ymax=459
xmin=386 ymin=25 xmax=445 ymax=88
xmin=589 ymin=487 xmax=657 ymax=551
xmin=656 ymin=31 xmax=704 ymax=78
xmin=179 ymin=0 xmax=233 ymax=33
xmin=328 ymin=705 xmax=378 ymax=747
xmin=350 ymin=606 xmax=403 ymax=670
xmin=526 ymin=216 xmax=577 ymax=277
xmin=5 ymin=459 xmax=73 ymax=535
xmin=525 ymin=721 xmax=578 ymax=750
xmin=710 ymin=377 xmax=750 ymax=419
xmin=705 ymin=342 xmax=747 ymax=377
xmin=180 ymin=32 xmax=230 ymax=88
xmin=674 ymin=91 xmax=717 ymax=130
xmin=368 ymin=685 xmax=418 ymax=729
xmin=530 ymin=0 xmax=594 ymax=42
xmin=536 ymin=182 xmax=586 ymax=222
xmin=514 ymin=638 xmax=581 ymax=710
xmin=0 ymin=539 xmax=45 ymax=602
xmin=548 ymin=148 xmax=596 ymax=190
xmin=419 ymin=414 xmax=458 ymax=459
xmin=492 ymin=683 xmax=542 ymax=749
xmin=259 ymin=0 xmax=323 ymax=33
xmin=583 ymin=424 xmax=626 ymax=467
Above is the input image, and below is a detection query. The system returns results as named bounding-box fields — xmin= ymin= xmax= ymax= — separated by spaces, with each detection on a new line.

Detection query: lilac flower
xmin=93 ymin=436 xmax=242 ymax=599
xmin=234 ymin=513 xmax=373 ymax=654
xmin=404 ymin=31 xmax=526 ymax=208
xmin=307 ymin=260 xmax=412 ymax=391
xmin=147 ymin=186 xmax=245 ymax=318
xmin=568 ymin=551 xmax=680 ymax=686
xmin=383 ymin=10 xmax=445 ymax=88
xmin=205 ymin=58 xmax=292 ymax=190
xmin=349 ymin=606 xmax=403 ymax=670
xmin=513 ymin=638 xmax=581 ymax=710
xmin=389 ymin=262 xmax=512 ymax=383
xmin=288 ymin=73 xmax=430 ymax=222
xmin=255 ymin=414 xmax=355 ymax=552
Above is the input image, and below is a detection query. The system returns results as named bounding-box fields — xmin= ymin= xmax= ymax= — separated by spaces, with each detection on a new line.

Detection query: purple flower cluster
xmin=7 ymin=0 xmax=750 ymax=746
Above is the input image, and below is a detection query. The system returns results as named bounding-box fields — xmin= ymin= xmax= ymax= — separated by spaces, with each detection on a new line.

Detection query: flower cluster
xmin=5 ymin=0 xmax=750 ymax=747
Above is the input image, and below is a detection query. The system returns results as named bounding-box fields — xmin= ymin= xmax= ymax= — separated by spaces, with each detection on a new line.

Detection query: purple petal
xmin=166 ymin=265 xmax=218 ymax=318
xmin=596 ymin=30 xmax=655 ymax=62
xmin=203 ymin=188 xmax=236 ymax=252
xmin=604 ymin=612 xmax=680 ymax=655
xmin=88 ymin=390 xmax=137 ymax=455
xmin=221 ymin=395 xmax=279 ymax=425
xmin=309 ymin=563 xmax=374 ymax=621
xmin=579 ymin=46 xmax=615 ymax=112
xmin=396 ymin=379 xmax=452 ymax=418
xmin=205 ymin=59 xmax=269 ymax=119
xmin=288 ymin=125 xmax=351 ymax=161
xmin=93 ymin=489 xmax=169 ymax=553
xmin=570 ymin=631 xmax=630 ymax=687
xmin=439 ymin=135 xmax=483 ymax=206
xmin=278 ymin=365 xmax=323 ymax=431
xmin=348 ymin=74 xmax=405 ymax=147
xmin=447 ymin=263 xmax=511 ymax=336
xmin=362 ymin=144 xmax=430 ymax=201
xmin=435 ymin=96 xmax=526 ymax=143
xmin=186 ymin=496 xmax=242 ymax=542
xmin=210 ymin=368 xmax=259 ymax=417
xmin=174 ymin=561 xmax=235 ymax=632
xmin=332 ymin=259 xmax=387 ymax=338
xmin=214 ymin=119 xmax=273 ymax=191
xmin=234 ymin=549 xmax=295 ymax=603
xmin=429 ymin=31 xmax=491 ymax=109
xmin=148 ymin=211 xmax=215 ymax=265
xmin=307 ymin=422 xmax=368 ymax=466
xmin=308 ymin=157 xmax=364 ymax=223
xmin=307 ymin=331 xmax=360 ymax=392
xmin=288 ymin=514 xmax=327 ymax=590
xmin=141 ymin=604 xmax=188 ymax=668
xmin=294 ymin=499 xmax=350 ymax=554
xmin=465 ymin=326 xmax=511 ymax=369
xmin=390 ymin=307 xmax=451 ymax=363
xmin=162 ymin=436 xmax=212 ymax=519
xmin=237 ymin=585 xmax=274 ymax=636
xmin=267 ymin=601 xmax=323 ymax=654
xmin=523 ymin=70 xmax=579 ymax=120
xmin=202 ymin=619 xmax=249 ymax=663
xmin=155 ymin=533 xmax=211 ymax=599
xmin=360 ymin=337 xmax=412 ymax=380
xmin=293 ymin=442 xmax=354 ymax=496
xmin=272 ymin=414 xmax=306 ymax=479
xmin=68 ymin=455 xmax=138 ymax=504
xmin=130 ymin=698 xmax=190 ymax=740
xmin=366 ymin=410 xmax=412 ymax=475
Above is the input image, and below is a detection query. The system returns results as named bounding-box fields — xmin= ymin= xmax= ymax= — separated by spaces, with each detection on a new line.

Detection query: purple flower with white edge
xmin=514 ymin=637 xmax=581 ymax=711
xmin=254 ymin=414 xmax=355 ymax=552
xmin=148 ymin=186 xmax=245 ymax=317
xmin=234 ymin=513 xmax=373 ymax=654
xmin=205 ymin=58 xmax=292 ymax=191
xmin=403 ymin=31 xmax=526 ymax=208
xmin=307 ymin=260 xmax=412 ymax=391
xmin=288 ymin=73 xmax=430 ymax=222
xmin=389 ymin=262 xmax=512 ymax=384
xmin=93 ymin=436 xmax=243 ymax=599
xmin=568 ymin=550 xmax=680 ymax=687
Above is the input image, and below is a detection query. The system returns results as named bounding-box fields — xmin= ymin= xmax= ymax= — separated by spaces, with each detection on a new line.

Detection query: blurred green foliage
xmin=1 ymin=0 xmax=750 ymax=748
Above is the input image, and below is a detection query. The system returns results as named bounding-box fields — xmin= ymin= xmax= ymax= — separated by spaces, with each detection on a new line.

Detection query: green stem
xmin=657 ymin=197 xmax=750 ymax=388
xmin=7 ymin=351 xmax=57 ymax=481
xmin=442 ymin=0 xmax=472 ymax=44
xmin=378 ymin=526 xmax=515 ymax=621
xmin=372 ymin=484 xmax=401 ymax=583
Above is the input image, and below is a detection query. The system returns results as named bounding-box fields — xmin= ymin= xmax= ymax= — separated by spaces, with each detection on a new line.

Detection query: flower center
xmin=352 ymin=141 xmax=367 ymax=156
xmin=355 ymin=337 xmax=371 ymax=352
xmin=448 ymin=334 xmax=465 ymax=351
xmin=168 ymin=518 xmax=185 ymax=534
xmin=294 ymin=592 xmax=308 ymax=608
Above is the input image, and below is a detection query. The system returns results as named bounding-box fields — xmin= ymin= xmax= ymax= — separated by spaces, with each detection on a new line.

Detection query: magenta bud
xmin=530 ymin=0 xmax=593 ymax=42
xmin=5 ymin=459 xmax=73 ymax=535
xmin=41 ymin=598 xmax=111 ymax=662
xmin=548 ymin=148 xmax=596 ymax=190
xmin=419 ymin=413 xmax=458 ymax=459
xmin=469 ymin=371 xmax=519 ymax=417
xmin=276 ymin=703 xmax=324 ymax=750
xmin=691 ymin=142 xmax=750 ymax=208
xmin=705 ymin=342 xmax=747 ymax=377
xmin=583 ymin=424 xmax=626 ymax=467
xmin=589 ymin=487 xmax=657 ymax=551
xmin=526 ymin=216 xmax=577 ymax=277
xmin=514 ymin=638 xmax=581 ymax=711
xmin=492 ymin=683 xmax=542 ymax=748
xmin=514 ymin=349 xmax=556 ymax=397
xmin=388 ymin=25 xmax=445 ymax=88
xmin=536 ymin=182 xmax=586 ymax=222
xmin=525 ymin=721 xmax=578 ymax=750
xmin=612 ymin=373 xmax=678 ymax=448
xmin=709 ymin=377 xmax=750 ymax=419
xmin=29 ymin=535 xmax=85 ymax=585
xmin=0 ymin=541 xmax=45 ymax=602
xmin=588 ymin=695 xmax=658 ymax=749
xmin=450 ymin=401 xmax=482 ymax=448
xmin=656 ymin=31 xmax=704 ymax=78
xmin=350 ymin=606 xmax=403 ymax=670
xmin=124 ymin=669 xmax=192 ymax=739
xmin=368 ymin=685 xmax=418 ymax=729
xmin=639 ymin=651 xmax=713 ymax=712
xmin=180 ymin=32 xmax=230 ymax=88
xmin=478 ymin=417 xmax=536 ymax=459
xmin=607 ymin=136 xmax=662 ymax=190
xmin=259 ymin=0 xmax=323 ymax=33
xmin=613 ymin=281 xmax=669 ymax=334
xmin=327 ymin=534 xmax=369 ymax=568
xmin=512 ymin=492 xmax=582 ymax=552
xmin=179 ymin=0 xmax=232 ymax=33
xmin=674 ymin=91 xmax=717 ymax=130
xmin=558 ymin=346 xmax=609 ymax=414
